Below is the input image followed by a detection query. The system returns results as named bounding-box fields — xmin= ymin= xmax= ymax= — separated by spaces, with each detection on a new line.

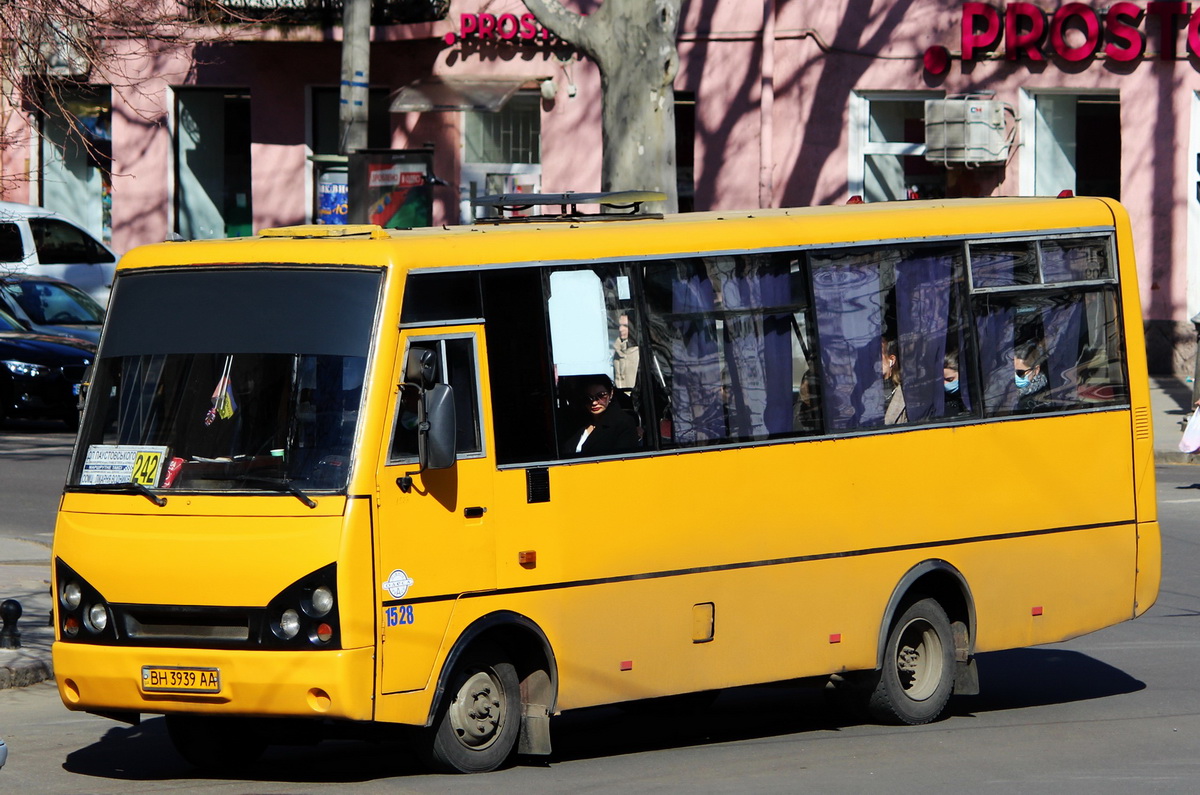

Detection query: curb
xmin=1154 ymin=450 xmax=1200 ymax=465
xmin=0 ymin=659 xmax=52 ymax=690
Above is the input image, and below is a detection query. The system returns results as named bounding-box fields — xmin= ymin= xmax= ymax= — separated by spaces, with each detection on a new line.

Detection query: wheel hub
xmin=449 ymin=670 xmax=504 ymax=749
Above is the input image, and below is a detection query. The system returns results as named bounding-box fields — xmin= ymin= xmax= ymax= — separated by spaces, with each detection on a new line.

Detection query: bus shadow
xmin=60 ymin=648 xmax=1143 ymax=781
xmin=62 ymin=719 xmax=426 ymax=783
xmin=547 ymin=647 xmax=1144 ymax=764
xmin=952 ymin=647 xmax=1145 ymax=715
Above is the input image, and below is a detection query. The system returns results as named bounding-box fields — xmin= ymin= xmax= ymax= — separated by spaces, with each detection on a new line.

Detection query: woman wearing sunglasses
xmin=562 ymin=374 xmax=640 ymax=457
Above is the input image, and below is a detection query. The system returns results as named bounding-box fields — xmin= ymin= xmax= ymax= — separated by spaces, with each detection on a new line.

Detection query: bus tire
xmin=426 ymin=644 xmax=521 ymax=773
xmin=867 ymin=597 xmax=955 ymax=725
xmin=164 ymin=714 xmax=268 ymax=770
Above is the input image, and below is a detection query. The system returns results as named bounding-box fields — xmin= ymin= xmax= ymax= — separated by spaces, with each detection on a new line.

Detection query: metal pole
xmin=339 ymin=0 xmax=371 ymax=156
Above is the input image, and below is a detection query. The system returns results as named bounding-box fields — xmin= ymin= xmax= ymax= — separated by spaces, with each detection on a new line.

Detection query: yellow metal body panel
xmin=55 ymin=643 xmax=375 ymax=721
xmin=56 ymin=197 xmax=1158 ymax=728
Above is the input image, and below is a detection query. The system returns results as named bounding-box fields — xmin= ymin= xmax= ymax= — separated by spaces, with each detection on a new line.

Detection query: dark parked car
xmin=0 ymin=274 xmax=104 ymax=344
xmin=0 ymin=307 xmax=95 ymax=429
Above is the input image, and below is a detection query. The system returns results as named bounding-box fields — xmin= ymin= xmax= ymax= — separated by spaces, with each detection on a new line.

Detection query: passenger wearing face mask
xmin=1013 ymin=340 xmax=1050 ymax=413
xmin=943 ymin=350 xmax=967 ymax=416
xmin=882 ymin=337 xmax=907 ymax=425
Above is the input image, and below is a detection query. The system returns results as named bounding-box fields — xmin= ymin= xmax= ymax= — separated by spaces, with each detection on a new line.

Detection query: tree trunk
xmin=523 ymin=0 xmax=680 ymax=213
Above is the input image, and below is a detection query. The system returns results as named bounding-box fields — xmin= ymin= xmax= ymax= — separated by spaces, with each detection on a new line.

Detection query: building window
xmin=310 ymin=86 xmax=391 ymax=156
xmin=850 ymin=92 xmax=947 ymax=202
xmin=1021 ymin=91 xmax=1120 ymax=200
xmin=38 ymin=85 xmax=112 ymax=244
xmin=174 ymin=89 xmax=252 ymax=239
xmin=461 ymin=92 xmax=542 ymax=221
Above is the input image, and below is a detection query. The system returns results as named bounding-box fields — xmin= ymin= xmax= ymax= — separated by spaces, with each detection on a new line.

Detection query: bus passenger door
xmin=375 ymin=328 xmax=495 ymax=694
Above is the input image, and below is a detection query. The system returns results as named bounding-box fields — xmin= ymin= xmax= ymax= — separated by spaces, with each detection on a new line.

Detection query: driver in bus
xmin=561 ymin=374 xmax=640 ymax=457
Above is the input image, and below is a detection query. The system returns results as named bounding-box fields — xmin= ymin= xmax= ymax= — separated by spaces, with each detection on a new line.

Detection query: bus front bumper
xmin=53 ymin=642 xmax=376 ymax=722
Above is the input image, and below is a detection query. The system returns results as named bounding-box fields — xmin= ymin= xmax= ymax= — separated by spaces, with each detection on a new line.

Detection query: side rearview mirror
xmin=405 ymin=347 xmax=437 ymax=389
xmin=418 ymin=383 xmax=456 ymax=471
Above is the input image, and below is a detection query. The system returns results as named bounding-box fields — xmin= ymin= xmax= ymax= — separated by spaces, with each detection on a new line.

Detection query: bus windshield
xmin=68 ymin=267 xmax=383 ymax=493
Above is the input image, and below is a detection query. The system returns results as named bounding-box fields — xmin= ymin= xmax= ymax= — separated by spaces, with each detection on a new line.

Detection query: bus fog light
xmin=86 ymin=603 xmax=109 ymax=632
xmin=278 ymin=609 xmax=301 ymax=639
xmin=61 ymin=581 xmax=82 ymax=610
xmin=310 ymin=586 xmax=334 ymax=617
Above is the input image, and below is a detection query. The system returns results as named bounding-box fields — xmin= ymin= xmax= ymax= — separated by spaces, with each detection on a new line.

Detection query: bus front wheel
xmin=867 ymin=597 xmax=955 ymax=725
xmin=425 ymin=644 xmax=520 ymax=773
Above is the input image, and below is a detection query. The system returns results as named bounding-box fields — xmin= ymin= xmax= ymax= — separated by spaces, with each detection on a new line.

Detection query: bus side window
xmin=644 ymin=254 xmax=802 ymax=446
xmin=972 ymin=236 xmax=1126 ymax=417
xmin=811 ymin=244 xmax=967 ymax=431
xmin=388 ymin=336 xmax=483 ymax=463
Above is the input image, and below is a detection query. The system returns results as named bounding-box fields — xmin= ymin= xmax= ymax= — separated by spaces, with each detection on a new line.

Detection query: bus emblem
xmin=383 ymin=569 xmax=415 ymax=599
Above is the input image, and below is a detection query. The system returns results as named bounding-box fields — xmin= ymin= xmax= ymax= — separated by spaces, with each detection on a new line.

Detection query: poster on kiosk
xmin=347 ymin=149 xmax=434 ymax=228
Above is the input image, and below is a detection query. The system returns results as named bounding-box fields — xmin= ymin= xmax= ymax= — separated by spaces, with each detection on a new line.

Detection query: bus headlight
xmin=86 ymin=603 xmax=109 ymax=633
xmin=264 ymin=563 xmax=340 ymax=649
xmin=277 ymin=609 xmax=301 ymax=640
xmin=55 ymin=559 xmax=118 ymax=643
xmin=308 ymin=586 xmax=334 ymax=618
xmin=61 ymin=581 xmax=82 ymax=611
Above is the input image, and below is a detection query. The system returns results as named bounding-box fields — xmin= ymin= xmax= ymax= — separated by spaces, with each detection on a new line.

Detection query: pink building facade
xmin=2 ymin=1 xmax=1197 ymax=372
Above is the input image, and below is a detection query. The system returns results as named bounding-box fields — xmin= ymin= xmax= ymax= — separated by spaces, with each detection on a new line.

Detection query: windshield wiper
xmin=234 ymin=477 xmax=318 ymax=509
xmin=74 ymin=482 xmax=167 ymax=507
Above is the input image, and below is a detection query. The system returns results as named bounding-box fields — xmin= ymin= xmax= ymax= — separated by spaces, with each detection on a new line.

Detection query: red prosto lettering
xmin=1105 ymin=2 xmax=1146 ymax=61
xmin=1050 ymin=3 xmax=1100 ymax=62
xmin=962 ymin=2 xmax=1002 ymax=59
xmin=478 ymin=13 xmax=497 ymax=39
xmin=1188 ymin=7 xmax=1200 ymax=57
xmin=497 ymin=13 xmax=519 ymax=40
xmin=520 ymin=13 xmax=539 ymax=40
xmin=1006 ymin=2 xmax=1047 ymax=61
xmin=1146 ymin=1 xmax=1189 ymax=58
xmin=460 ymin=13 xmax=478 ymax=36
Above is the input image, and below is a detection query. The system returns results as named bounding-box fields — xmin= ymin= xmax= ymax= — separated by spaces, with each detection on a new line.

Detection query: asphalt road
xmin=1 ymin=429 xmax=1198 ymax=792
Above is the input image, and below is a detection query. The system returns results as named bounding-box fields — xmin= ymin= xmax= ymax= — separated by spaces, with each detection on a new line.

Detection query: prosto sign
xmin=443 ymin=12 xmax=552 ymax=45
xmin=960 ymin=1 xmax=1200 ymax=63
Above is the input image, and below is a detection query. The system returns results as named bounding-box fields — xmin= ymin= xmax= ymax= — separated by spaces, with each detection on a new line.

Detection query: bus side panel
xmin=959 ymin=524 xmax=1138 ymax=652
xmin=478 ymin=412 xmax=1139 ymax=712
xmin=1135 ymin=521 xmax=1162 ymax=617
xmin=1104 ymin=198 xmax=1161 ymax=614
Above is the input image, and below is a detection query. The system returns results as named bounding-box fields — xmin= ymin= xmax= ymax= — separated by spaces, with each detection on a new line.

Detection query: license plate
xmin=141 ymin=665 xmax=221 ymax=694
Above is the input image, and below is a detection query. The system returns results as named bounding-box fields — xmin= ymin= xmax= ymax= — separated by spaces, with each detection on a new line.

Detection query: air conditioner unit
xmin=924 ymin=99 xmax=1009 ymax=166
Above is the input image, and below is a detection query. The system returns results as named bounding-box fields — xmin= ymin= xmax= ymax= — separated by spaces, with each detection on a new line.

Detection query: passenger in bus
xmin=561 ymin=374 xmax=640 ymax=456
xmin=1014 ymin=340 xmax=1051 ymax=413
xmin=612 ymin=314 xmax=640 ymax=389
xmin=943 ymin=350 xmax=967 ymax=416
xmin=882 ymin=338 xmax=907 ymax=425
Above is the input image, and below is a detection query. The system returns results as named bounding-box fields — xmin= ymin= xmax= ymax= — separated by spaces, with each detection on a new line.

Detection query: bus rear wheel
xmin=165 ymin=714 xmax=268 ymax=771
xmin=867 ymin=597 xmax=955 ymax=725
xmin=425 ymin=644 xmax=520 ymax=773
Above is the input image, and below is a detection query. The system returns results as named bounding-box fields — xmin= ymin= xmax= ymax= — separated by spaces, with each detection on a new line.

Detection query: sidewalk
xmin=0 ymin=534 xmax=53 ymax=690
xmin=1149 ymin=374 xmax=1200 ymax=464
xmin=2 ymin=376 xmax=1196 ymax=692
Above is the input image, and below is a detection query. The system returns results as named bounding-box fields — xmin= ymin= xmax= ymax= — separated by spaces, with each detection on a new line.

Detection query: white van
xmin=0 ymin=201 xmax=117 ymax=305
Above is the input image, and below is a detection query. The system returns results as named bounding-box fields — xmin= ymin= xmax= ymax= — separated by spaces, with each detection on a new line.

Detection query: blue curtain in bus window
xmin=812 ymin=260 xmax=884 ymax=430
xmin=1041 ymin=293 xmax=1084 ymax=407
xmin=1042 ymin=238 xmax=1108 ymax=282
xmin=715 ymin=256 xmax=792 ymax=439
xmin=976 ymin=300 xmax=1018 ymax=416
xmin=895 ymin=252 xmax=952 ymax=421
xmin=671 ymin=266 xmax=723 ymax=443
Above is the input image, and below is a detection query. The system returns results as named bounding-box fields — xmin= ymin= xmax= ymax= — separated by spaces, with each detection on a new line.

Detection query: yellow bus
xmin=52 ymin=194 xmax=1159 ymax=773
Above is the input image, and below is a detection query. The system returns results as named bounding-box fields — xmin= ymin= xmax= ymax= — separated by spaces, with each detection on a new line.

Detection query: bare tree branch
xmin=0 ymin=0 xmax=261 ymax=192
